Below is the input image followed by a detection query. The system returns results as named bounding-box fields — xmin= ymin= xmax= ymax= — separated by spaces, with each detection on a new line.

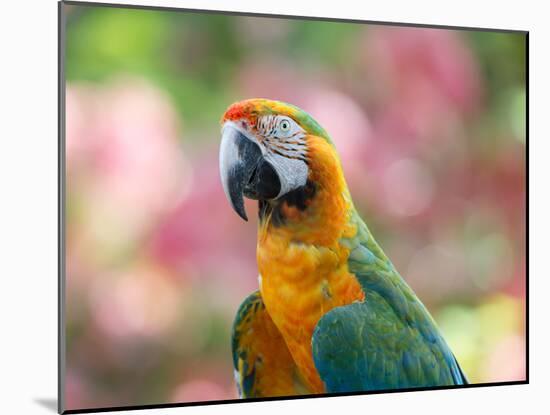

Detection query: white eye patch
xmin=275 ymin=116 xmax=300 ymax=138
xmin=264 ymin=152 xmax=308 ymax=198
xmin=255 ymin=115 xmax=309 ymax=198
xmin=256 ymin=115 xmax=303 ymax=139
xmin=279 ymin=118 xmax=291 ymax=133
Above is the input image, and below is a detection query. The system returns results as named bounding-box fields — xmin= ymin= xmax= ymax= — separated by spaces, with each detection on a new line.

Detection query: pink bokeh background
xmin=64 ymin=6 xmax=526 ymax=410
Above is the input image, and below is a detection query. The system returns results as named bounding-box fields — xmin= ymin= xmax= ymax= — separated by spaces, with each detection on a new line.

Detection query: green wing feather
xmin=312 ymin=211 xmax=467 ymax=392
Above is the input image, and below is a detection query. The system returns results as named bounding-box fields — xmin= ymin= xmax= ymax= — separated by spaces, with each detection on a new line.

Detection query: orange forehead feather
xmin=221 ymin=98 xmax=331 ymax=143
xmin=221 ymin=100 xmax=260 ymax=125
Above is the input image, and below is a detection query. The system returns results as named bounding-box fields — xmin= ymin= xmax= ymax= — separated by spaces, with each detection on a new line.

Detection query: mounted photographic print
xmin=59 ymin=1 xmax=528 ymax=413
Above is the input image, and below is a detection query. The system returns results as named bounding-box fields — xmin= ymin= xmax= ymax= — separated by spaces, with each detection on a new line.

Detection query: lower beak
xmin=219 ymin=124 xmax=281 ymax=221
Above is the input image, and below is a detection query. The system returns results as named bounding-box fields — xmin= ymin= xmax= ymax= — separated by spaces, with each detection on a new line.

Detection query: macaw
xmin=219 ymin=98 xmax=467 ymax=398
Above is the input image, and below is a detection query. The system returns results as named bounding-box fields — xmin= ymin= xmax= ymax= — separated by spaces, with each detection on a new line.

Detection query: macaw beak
xmin=219 ymin=123 xmax=280 ymax=221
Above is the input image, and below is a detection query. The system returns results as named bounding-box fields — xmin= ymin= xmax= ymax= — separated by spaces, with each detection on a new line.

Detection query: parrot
xmin=219 ymin=98 xmax=468 ymax=398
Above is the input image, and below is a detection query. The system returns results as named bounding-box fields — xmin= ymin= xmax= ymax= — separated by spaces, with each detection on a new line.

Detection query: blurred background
xmin=63 ymin=3 xmax=526 ymax=411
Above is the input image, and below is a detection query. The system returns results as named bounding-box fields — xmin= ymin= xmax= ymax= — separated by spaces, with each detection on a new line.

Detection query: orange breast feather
xmin=257 ymin=135 xmax=365 ymax=393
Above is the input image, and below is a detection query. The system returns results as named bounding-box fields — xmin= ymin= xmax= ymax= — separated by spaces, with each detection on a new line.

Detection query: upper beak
xmin=219 ymin=124 xmax=263 ymax=221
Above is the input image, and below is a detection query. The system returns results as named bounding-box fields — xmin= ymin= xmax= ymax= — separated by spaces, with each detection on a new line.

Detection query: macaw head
xmin=219 ymin=98 xmax=345 ymax=222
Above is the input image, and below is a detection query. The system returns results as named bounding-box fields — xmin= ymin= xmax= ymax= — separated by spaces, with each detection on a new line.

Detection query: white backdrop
xmin=0 ymin=0 xmax=544 ymax=414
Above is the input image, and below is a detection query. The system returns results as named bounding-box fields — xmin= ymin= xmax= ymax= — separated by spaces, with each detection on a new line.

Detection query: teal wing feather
xmin=312 ymin=212 xmax=467 ymax=392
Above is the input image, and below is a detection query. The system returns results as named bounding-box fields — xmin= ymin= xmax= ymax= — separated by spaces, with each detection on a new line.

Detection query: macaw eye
xmin=279 ymin=119 xmax=291 ymax=133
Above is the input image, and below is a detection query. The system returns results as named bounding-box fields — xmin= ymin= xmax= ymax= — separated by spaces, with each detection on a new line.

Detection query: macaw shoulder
xmin=310 ymin=212 xmax=468 ymax=392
